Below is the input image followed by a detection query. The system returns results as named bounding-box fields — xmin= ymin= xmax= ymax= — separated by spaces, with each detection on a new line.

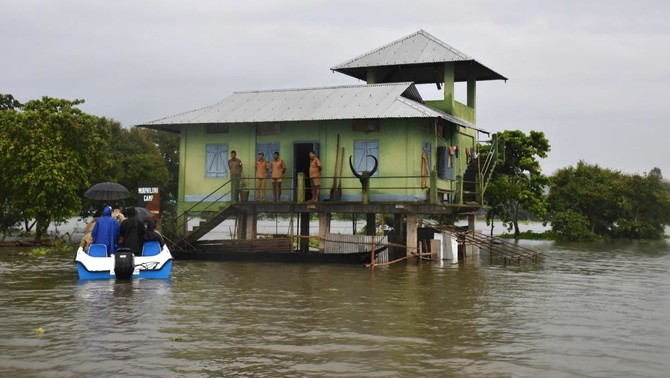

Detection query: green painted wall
xmin=177 ymin=117 xmax=479 ymax=208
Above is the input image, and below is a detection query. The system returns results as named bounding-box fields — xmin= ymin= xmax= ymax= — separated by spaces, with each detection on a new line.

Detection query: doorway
xmin=293 ymin=142 xmax=319 ymax=201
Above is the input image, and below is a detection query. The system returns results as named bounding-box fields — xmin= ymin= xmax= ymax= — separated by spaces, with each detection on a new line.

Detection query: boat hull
xmin=75 ymin=245 xmax=173 ymax=280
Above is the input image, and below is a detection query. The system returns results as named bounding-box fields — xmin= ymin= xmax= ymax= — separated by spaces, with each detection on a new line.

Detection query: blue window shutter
xmin=206 ymin=144 xmax=228 ymax=178
xmin=422 ymin=142 xmax=431 ymax=170
xmin=353 ymin=140 xmax=379 ymax=177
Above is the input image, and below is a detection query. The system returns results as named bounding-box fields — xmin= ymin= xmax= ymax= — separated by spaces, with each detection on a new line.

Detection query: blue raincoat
xmin=92 ymin=206 xmax=120 ymax=255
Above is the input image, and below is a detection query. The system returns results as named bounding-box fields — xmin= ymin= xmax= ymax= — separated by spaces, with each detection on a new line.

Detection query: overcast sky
xmin=2 ymin=0 xmax=668 ymax=176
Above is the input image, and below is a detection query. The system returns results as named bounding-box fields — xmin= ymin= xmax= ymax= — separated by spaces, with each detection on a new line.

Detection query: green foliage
xmin=497 ymin=230 xmax=558 ymax=240
xmin=548 ymin=162 xmax=670 ymax=241
xmin=0 ymin=96 xmax=112 ymax=241
xmin=0 ymin=94 xmax=22 ymax=110
xmin=138 ymin=128 xmax=180 ymax=202
xmin=0 ymin=94 xmax=176 ymax=241
xmin=30 ymin=247 xmax=50 ymax=256
xmin=550 ymin=209 xmax=599 ymax=242
xmin=483 ymin=130 xmax=551 ymax=239
xmin=109 ymin=125 xmax=170 ymax=202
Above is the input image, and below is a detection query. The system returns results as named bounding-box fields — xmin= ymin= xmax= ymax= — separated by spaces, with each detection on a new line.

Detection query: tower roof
xmin=331 ymin=30 xmax=507 ymax=83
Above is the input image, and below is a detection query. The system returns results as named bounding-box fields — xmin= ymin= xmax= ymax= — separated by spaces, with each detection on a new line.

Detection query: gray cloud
xmin=2 ymin=0 xmax=668 ymax=176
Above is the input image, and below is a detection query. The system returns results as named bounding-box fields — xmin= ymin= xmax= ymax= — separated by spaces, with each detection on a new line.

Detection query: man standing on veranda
xmin=308 ymin=151 xmax=322 ymax=202
xmin=271 ymin=152 xmax=286 ymax=201
xmin=255 ymin=152 xmax=269 ymax=201
xmin=228 ymin=150 xmax=243 ymax=200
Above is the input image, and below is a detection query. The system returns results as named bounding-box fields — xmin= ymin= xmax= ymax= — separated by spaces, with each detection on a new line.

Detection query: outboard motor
xmin=114 ymin=248 xmax=135 ymax=280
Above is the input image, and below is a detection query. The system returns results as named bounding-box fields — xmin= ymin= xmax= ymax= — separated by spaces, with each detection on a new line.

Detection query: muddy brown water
xmin=1 ymin=239 xmax=669 ymax=377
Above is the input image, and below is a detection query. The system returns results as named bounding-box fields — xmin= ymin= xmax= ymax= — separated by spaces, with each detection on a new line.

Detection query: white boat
xmin=75 ymin=241 xmax=173 ymax=280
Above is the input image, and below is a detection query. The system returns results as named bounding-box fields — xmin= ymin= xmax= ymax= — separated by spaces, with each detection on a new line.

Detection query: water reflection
xmin=0 ymin=242 xmax=669 ymax=377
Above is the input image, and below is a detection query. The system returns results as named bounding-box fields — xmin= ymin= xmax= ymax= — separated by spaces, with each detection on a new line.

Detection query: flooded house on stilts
xmin=138 ymin=30 xmax=508 ymax=265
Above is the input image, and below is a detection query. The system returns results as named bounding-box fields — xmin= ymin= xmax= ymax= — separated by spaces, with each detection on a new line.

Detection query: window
xmin=353 ymin=140 xmax=379 ymax=177
xmin=206 ymin=144 xmax=228 ymax=178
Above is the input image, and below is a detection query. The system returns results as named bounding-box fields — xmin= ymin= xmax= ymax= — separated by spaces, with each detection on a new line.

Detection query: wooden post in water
xmin=366 ymin=213 xmax=375 ymax=236
xmin=369 ymin=233 xmax=376 ymax=270
xmin=299 ymin=212 xmax=310 ymax=253
xmin=245 ymin=209 xmax=256 ymax=240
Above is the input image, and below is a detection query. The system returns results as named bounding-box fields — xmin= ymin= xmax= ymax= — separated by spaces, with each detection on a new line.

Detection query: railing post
xmin=429 ymin=170 xmax=438 ymax=204
xmin=476 ymin=172 xmax=483 ymax=204
xmin=297 ymin=172 xmax=306 ymax=203
xmin=231 ymin=175 xmax=239 ymax=204
xmin=455 ymin=175 xmax=463 ymax=204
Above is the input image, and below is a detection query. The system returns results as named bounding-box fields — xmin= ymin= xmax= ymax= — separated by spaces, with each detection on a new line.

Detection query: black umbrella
xmin=130 ymin=207 xmax=155 ymax=220
xmin=84 ymin=182 xmax=131 ymax=201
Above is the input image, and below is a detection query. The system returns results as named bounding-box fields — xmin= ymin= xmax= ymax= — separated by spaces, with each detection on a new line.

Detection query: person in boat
xmin=308 ymin=150 xmax=322 ymax=202
xmin=79 ymin=209 xmax=101 ymax=252
xmin=271 ymin=151 xmax=286 ymax=201
xmin=255 ymin=152 xmax=269 ymax=201
xmin=144 ymin=220 xmax=165 ymax=248
xmin=112 ymin=203 xmax=125 ymax=223
xmin=91 ymin=206 xmax=119 ymax=255
xmin=118 ymin=207 xmax=145 ymax=256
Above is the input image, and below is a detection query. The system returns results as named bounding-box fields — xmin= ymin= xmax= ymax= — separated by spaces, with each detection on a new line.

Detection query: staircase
xmin=162 ymin=179 xmax=240 ymax=250
xmin=451 ymin=227 xmax=540 ymax=265
xmin=462 ymin=157 xmax=480 ymax=203
xmin=180 ymin=205 xmax=237 ymax=246
xmin=458 ymin=133 xmax=505 ymax=205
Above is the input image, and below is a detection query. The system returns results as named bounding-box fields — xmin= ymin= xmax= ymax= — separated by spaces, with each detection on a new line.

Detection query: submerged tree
xmin=0 ymin=95 xmax=23 ymax=236
xmin=483 ymin=130 xmax=551 ymax=239
xmin=548 ymin=162 xmax=670 ymax=241
xmin=0 ymin=97 xmax=112 ymax=241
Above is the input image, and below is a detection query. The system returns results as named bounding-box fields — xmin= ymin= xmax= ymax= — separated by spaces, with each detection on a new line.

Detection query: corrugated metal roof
xmin=331 ymin=30 xmax=507 ymax=83
xmin=332 ymin=30 xmax=470 ymax=69
xmin=139 ymin=82 xmax=477 ymax=131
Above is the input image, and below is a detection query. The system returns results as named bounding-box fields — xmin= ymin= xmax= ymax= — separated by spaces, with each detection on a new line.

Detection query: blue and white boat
xmin=75 ymin=241 xmax=173 ymax=280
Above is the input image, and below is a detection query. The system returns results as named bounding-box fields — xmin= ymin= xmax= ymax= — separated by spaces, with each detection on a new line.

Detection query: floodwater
xmin=1 ymin=239 xmax=669 ymax=377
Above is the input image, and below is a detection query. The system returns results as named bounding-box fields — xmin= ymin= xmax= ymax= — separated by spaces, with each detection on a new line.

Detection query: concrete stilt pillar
xmin=406 ymin=213 xmax=418 ymax=261
xmin=246 ymin=210 xmax=256 ymax=240
xmin=465 ymin=213 xmax=480 ymax=261
xmin=319 ymin=212 xmax=330 ymax=252
xmin=468 ymin=213 xmax=476 ymax=234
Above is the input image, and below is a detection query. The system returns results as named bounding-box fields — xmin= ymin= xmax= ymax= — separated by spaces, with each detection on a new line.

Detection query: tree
xmin=0 ymin=95 xmax=23 ymax=237
xmin=137 ymin=128 xmax=179 ymax=202
xmin=483 ymin=130 xmax=551 ymax=239
xmin=615 ymin=169 xmax=670 ymax=239
xmin=103 ymin=122 xmax=170 ymax=205
xmin=548 ymin=162 xmax=670 ymax=241
xmin=0 ymin=96 xmax=112 ymax=241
